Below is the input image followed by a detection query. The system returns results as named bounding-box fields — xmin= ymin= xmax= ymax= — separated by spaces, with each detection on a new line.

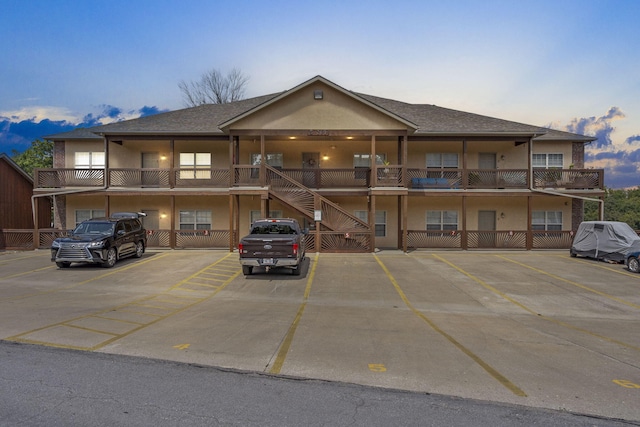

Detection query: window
xmin=251 ymin=153 xmax=283 ymax=168
xmin=426 ymin=211 xmax=458 ymax=231
xmin=74 ymin=152 xmax=105 ymax=180
xmin=427 ymin=153 xmax=458 ymax=168
xmin=533 ymin=153 xmax=563 ymax=168
xmin=532 ymin=211 xmax=562 ymax=231
xmin=353 ymin=153 xmax=386 ymax=167
xmin=354 ymin=210 xmax=386 ymax=237
xmin=75 ymin=152 xmax=105 ymax=169
xmin=251 ymin=153 xmax=283 ymax=178
xmin=250 ymin=210 xmax=282 ymax=228
xmin=75 ymin=209 xmax=105 ymax=226
xmin=179 ymin=210 xmax=211 ymax=230
xmin=180 ymin=153 xmax=211 ymax=179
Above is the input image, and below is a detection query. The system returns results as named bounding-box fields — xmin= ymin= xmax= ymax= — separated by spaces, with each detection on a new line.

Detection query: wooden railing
xmin=35 ymin=169 xmax=105 ymax=188
xmin=406 ymin=230 xmax=576 ymax=250
xmin=34 ymin=167 xmax=604 ymax=190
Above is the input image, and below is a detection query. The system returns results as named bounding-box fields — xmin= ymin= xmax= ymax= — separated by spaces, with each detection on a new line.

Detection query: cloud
xmin=625 ymin=134 xmax=640 ymax=145
xmin=0 ymin=104 xmax=169 ymax=154
xmin=558 ymin=107 xmax=625 ymax=149
xmin=550 ymin=107 xmax=640 ymax=189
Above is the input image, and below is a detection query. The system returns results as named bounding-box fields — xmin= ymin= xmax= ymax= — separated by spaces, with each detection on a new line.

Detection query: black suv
xmin=51 ymin=212 xmax=147 ymax=268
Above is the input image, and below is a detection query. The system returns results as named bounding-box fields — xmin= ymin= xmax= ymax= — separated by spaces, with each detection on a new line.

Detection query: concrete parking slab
xmin=0 ymin=249 xmax=639 ymax=422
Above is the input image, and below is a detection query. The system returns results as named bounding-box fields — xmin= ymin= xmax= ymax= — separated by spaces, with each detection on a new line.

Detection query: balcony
xmin=34 ymin=167 xmax=604 ymax=191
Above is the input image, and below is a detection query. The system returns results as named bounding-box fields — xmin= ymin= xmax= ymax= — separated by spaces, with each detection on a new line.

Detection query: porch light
xmin=322 ymin=154 xmax=329 ymax=161
xmin=289 ymin=136 xmax=296 ymax=140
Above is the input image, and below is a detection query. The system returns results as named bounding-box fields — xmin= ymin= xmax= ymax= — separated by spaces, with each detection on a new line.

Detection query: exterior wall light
xmin=314 ymin=90 xmax=323 ymax=100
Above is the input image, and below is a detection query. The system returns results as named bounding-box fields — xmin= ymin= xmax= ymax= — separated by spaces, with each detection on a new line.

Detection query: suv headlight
xmin=89 ymin=240 xmax=105 ymax=248
xmin=51 ymin=240 xmax=61 ymax=248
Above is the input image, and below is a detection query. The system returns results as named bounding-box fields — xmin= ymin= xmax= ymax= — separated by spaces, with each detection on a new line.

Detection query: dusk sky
xmin=1 ymin=0 xmax=639 ymax=188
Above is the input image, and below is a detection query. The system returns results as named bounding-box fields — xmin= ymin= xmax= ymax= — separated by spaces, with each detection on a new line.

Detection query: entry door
xmin=141 ymin=152 xmax=160 ymax=187
xmin=479 ymin=153 xmax=497 ymax=186
xmin=479 ymin=153 xmax=496 ymax=169
xmin=302 ymin=152 xmax=320 ymax=187
xmin=478 ymin=210 xmax=496 ymax=248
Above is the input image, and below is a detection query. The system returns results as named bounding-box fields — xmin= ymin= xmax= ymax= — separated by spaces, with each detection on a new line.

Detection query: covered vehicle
xmin=570 ymin=221 xmax=640 ymax=263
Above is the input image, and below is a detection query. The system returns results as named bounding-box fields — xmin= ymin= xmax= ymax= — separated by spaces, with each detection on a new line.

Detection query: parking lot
xmin=1 ymin=249 xmax=639 ymax=422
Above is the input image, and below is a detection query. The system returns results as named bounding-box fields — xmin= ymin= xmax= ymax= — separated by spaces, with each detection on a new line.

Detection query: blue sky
xmin=1 ymin=0 xmax=639 ymax=188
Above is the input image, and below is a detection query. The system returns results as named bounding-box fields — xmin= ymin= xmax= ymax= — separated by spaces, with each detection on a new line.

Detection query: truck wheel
xmin=56 ymin=262 xmax=71 ymax=268
xmin=628 ymin=256 xmax=640 ymax=273
xmin=291 ymin=265 xmax=301 ymax=276
xmin=102 ymin=248 xmax=117 ymax=268
xmin=242 ymin=265 xmax=253 ymax=276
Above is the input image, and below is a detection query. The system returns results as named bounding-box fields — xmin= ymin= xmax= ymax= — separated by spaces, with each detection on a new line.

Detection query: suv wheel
xmin=135 ymin=241 xmax=144 ymax=258
xmin=628 ymin=256 xmax=640 ymax=273
xmin=56 ymin=262 xmax=71 ymax=268
xmin=103 ymin=248 xmax=117 ymax=268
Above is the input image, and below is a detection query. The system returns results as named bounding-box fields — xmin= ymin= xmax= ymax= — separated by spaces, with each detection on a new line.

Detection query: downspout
xmin=528 ymin=135 xmax=604 ymax=219
xmin=31 ymin=186 xmax=108 ymax=231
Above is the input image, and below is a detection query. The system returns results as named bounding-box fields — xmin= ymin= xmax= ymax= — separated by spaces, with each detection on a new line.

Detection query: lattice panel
xmin=467 ymin=231 xmax=527 ymax=249
xmin=406 ymin=231 xmax=461 ymax=248
xmin=0 ymin=231 xmax=34 ymax=249
xmin=145 ymin=230 xmax=171 ymax=248
xmin=175 ymin=230 xmax=230 ymax=248
xmin=532 ymin=232 xmax=573 ymax=249
xmin=320 ymin=232 xmax=371 ymax=252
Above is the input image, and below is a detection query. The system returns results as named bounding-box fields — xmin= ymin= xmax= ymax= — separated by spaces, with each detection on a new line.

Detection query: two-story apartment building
xmin=37 ymin=75 xmax=603 ymax=252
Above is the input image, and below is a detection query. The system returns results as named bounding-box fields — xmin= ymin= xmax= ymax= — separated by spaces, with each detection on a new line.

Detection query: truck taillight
xmin=292 ymin=243 xmax=298 ymax=255
xmin=238 ymin=243 xmax=244 ymax=253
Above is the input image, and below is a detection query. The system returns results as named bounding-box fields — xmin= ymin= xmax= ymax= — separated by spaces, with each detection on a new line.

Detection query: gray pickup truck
xmin=238 ymin=218 xmax=307 ymax=276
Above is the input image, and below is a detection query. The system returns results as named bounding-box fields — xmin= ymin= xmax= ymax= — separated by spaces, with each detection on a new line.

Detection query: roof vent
xmin=313 ymin=90 xmax=323 ymax=100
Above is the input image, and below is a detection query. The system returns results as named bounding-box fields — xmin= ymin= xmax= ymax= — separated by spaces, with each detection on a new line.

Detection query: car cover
xmin=571 ymin=221 xmax=640 ymax=262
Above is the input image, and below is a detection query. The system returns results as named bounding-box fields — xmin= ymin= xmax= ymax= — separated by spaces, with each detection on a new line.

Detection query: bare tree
xmin=179 ymin=68 xmax=249 ymax=107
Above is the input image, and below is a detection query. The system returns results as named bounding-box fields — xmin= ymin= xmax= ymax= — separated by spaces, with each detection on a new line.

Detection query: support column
xmin=260 ymin=135 xmax=266 ymax=187
xmin=170 ymin=195 xmax=176 ymax=249
xmin=461 ymin=196 xmax=468 ymax=249
xmin=401 ymin=195 xmax=408 ymax=252
xmin=370 ymin=135 xmax=377 ymax=187
xmin=526 ymin=195 xmax=533 ymax=250
xmin=229 ymin=195 xmax=234 ymax=252
xmin=104 ymin=195 xmax=110 ymax=217
xmin=169 ymin=139 xmax=175 ymax=188
xmin=369 ymin=194 xmax=376 ymax=252
xmin=33 ymin=197 xmax=39 ymax=249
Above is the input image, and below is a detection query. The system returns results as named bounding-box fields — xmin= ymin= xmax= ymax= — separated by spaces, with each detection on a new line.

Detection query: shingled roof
xmin=45 ymin=76 xmax=595 ymax=142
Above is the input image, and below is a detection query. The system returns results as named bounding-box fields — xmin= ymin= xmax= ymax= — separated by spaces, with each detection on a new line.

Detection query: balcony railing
xmin=34 ymin=167 xmax=604 ymax=190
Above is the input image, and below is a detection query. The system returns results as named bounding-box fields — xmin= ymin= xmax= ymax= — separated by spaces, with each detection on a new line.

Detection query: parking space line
xmin=433 ymin=254 xmax=640 ymax=353
xmin=268 ymin=255 xmax=319 ymax=375
xmin=0 ymin=252 xmax=173 ymax=302
xmin=497 ymin=255 xmax=640 ymax=310
xmin=0 ymin=265 xmax=55 ymax=281
xmin=373 ymin=254 xmax=527 ymax=397
xmin=5 ymin=252 xmax=242 ymax=351
xmin=570 ymin=256 xmax=640 ymax=278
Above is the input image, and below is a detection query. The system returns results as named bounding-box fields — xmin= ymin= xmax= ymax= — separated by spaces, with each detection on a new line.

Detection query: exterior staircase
xmin=264 ymin=165 xmax=371 ymax=252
